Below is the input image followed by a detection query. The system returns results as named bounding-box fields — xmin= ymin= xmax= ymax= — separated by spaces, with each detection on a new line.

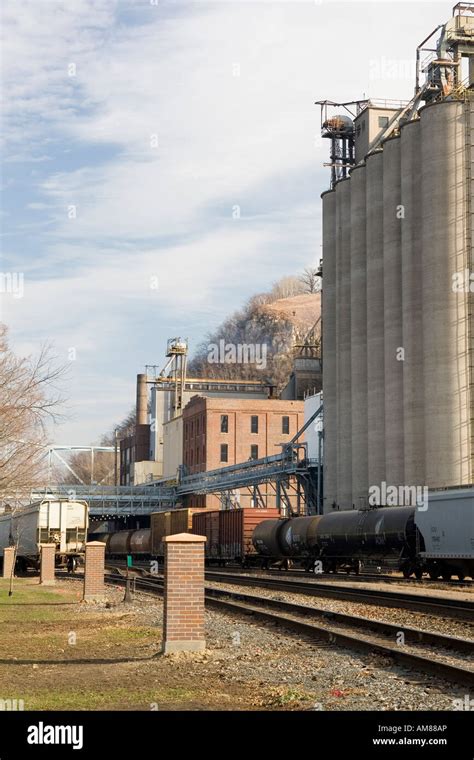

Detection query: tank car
xmin=252 ymin=507 xmax=421 ymax=576
xmin=314 ymin=506 xmax=419 ymax=576
xmin=106 ymin=530 xmax=134 ymax=557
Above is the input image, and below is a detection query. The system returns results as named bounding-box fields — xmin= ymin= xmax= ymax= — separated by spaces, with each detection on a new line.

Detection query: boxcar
xmin=192 ymin=511 xmax=220 ymax=559
xmin=150 ymin=508 xmax=208 ymax=556
xmin=192 ymin=508 xmax=280 ymax=565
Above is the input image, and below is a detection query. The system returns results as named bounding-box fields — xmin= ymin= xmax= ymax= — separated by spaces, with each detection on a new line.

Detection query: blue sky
xmin=1 ymin=0 xmax=448 ymax=443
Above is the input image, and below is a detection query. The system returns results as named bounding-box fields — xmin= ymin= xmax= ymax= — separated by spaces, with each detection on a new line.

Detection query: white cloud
xmin=2 ymin=0 xmax=449 ymax=442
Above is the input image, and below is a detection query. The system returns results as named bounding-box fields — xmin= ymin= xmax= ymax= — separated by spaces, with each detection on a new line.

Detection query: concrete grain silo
xmin=382 ymin=136 xmax=404 ymax=488
xmin=420 ymin=99 xmax=472 ymax=488
xmin=365 ymin=149 xmax=386 ymax=500
xmin=321 ymin=189 xmax=337 ymax=510
xmin=349 ymin=164 xmax=368 ymax=508
xmin=335 ymin=179 xmax=352 ymax=508
xmin=400 ymin=119 xmax=425 ymax=487
xmin=318 ymin=5 xmax=474 ymax=510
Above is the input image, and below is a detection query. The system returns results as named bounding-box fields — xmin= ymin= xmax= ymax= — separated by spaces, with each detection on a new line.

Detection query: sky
xmin=1 ymin=0 xmax=450 ymax=444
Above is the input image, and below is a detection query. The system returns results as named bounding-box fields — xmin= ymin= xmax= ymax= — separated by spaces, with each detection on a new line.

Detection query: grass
xmin=0 ymin=578 xmax=79 ymax=606
xmin=14 ymin=686 xmax=201 ymax=711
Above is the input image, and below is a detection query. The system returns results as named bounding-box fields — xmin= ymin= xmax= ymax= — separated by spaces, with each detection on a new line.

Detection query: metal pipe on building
xmin=321 ymin=190 xmax=337 ymax=511
xmin=365 ymin=150 xmax=385 ymax=500
xmin=382 ymin=136 xmax=404 ymax=488
xmin=335 ymin=178 xmax=352 ymax=508
xmin=400 ymin=118 xmax=425 ymax=488
xmin=349 ymin=163 xmax=368 ymax=508
xmin=421 ymin=100 xmax=472 ymax=488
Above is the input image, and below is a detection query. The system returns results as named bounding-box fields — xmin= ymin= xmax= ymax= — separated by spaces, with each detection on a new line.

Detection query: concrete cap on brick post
xmin=39 ymin=543 xmax=56 ymax=586
xmin=2 ymin=547 xmax=16 ymax=579
xmin=162 ymin=533 xmax=206 ymax=655
xmin=83 ymin=541 xmax=106 ymax=602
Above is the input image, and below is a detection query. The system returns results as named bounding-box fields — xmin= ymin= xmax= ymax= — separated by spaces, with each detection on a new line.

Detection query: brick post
xmin=162 ymin=533 xmax=206 ymax=654
xmin=2 ymin=547 xmax=16 ymax=579
xmin=40 ymin=544 xmax=56 ymax=585
xmin=83 ymin=541 xmax=106 ymax=602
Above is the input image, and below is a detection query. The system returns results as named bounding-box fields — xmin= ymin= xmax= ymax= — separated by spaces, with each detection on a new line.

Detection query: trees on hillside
xmin=187 ymin=271 xmax=320 ymax=390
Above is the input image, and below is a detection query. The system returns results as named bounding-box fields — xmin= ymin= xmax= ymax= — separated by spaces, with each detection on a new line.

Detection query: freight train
xmin=103 ymin=508 xmax=279 ymax=566
xmin=102 ymin=487 xmax=473 ymax=581
xmin=0 ymin=499 xmax=89 ymax=572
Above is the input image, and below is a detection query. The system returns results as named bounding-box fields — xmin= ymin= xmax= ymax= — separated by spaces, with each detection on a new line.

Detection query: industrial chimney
xmin=136 ymin=373 xmax=148 ymax=428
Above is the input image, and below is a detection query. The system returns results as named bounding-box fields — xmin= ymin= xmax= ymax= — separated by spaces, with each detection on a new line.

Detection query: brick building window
xmin=220 ymin=443 xmax=228 ymax=463
xmin=251 ymin=415 xmax=258 ymax=434
xmin=250 ymin=444 xmax=258 ymax=460
xmin=221 ymin=414 xmax=228 ymax=433
xmin=282 ymin=416 xmax=290 ymax=434
xmin=197 ymin=418 xmax=200 ymax=435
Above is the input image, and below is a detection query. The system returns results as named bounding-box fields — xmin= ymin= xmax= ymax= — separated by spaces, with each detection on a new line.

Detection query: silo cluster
xmin=322 ymin=99 xmax=474 ymax=510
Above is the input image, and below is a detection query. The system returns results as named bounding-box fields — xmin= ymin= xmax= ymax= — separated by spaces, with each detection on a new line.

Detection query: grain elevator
xmin=320 ymin=3 xmax=474 ymax=510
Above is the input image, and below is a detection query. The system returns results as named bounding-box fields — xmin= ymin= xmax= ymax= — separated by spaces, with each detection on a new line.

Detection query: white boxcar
xmin=0 ymin=499 xmax=88 ymax=566
xmin=415 ymin=487 xmax=474 ymax=578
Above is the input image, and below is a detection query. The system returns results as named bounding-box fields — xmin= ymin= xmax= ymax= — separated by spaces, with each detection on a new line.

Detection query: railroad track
xmin=206 ymin=565 xmax=473 ymax=588
xmin=105 ymin=561 xmax=474 ymax=618
xmin=203 ymin=571 xmax=474 ymax=621
xmin=105 ymin=558 xmax=473 ymax=588
xmin=103 ymin=570 xmax=474 ymax=688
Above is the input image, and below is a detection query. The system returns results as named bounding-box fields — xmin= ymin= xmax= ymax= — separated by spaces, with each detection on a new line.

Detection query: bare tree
xmin=298 ymin=267 xmax=321 ymax=294
xmin=269 ymin=275 xmax=305 ymax=300
xmin=0 ymin=323 xmax=67 ymax=500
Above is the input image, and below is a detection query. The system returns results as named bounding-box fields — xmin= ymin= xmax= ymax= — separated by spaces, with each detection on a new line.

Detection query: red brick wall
xmin=2 ymin=547 xmax=15 ymax=579
xmin=83 ymin=542 xmax=106 ymax=600
xmin=182 ymin=397 xmax=304 ymax=508
xmin=39 ymin=544 xmax=56 ymax=585
xmin=182 ymin=397 xmax=304 ymax=474
xmin=162 ymin=535 xmax=206 ymax=653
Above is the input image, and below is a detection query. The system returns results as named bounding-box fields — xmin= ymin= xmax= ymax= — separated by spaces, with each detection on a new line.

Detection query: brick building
xmin=182 ymin=396 xmax=304 ymax=507
xmin=120 ymin=424 xmax=159 ymax=485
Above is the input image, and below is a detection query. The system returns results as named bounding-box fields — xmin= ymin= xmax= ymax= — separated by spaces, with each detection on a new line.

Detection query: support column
xmin=83 ymin=541 xmax=106 ymax=602
xmin=40 ymin=544 xmax=56 ymax=586
xmin=2 ymin=547 xmax=15 ymax=579
xmin=162 ymin=533 xmax=206 ymax=654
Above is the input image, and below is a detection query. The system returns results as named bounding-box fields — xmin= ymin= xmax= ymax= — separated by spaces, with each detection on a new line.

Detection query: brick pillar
xmin=40 ymin=544 xmax=56 ymax=585
xmin=2 ymin=547 xmax=15 ymax=579
xmin=162 ymin=533 xmax=206 ymax=654
xmin=83 ymin=541 xmax=106 ymax=602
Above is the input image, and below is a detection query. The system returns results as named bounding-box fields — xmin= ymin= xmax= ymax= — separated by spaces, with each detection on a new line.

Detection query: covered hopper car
xmin=0 ymin=499 xmax=89 ymax=573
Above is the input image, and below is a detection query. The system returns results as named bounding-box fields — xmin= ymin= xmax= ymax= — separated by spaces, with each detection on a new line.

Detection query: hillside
xmin=188 ymin=291 xmax=320 ymax=390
